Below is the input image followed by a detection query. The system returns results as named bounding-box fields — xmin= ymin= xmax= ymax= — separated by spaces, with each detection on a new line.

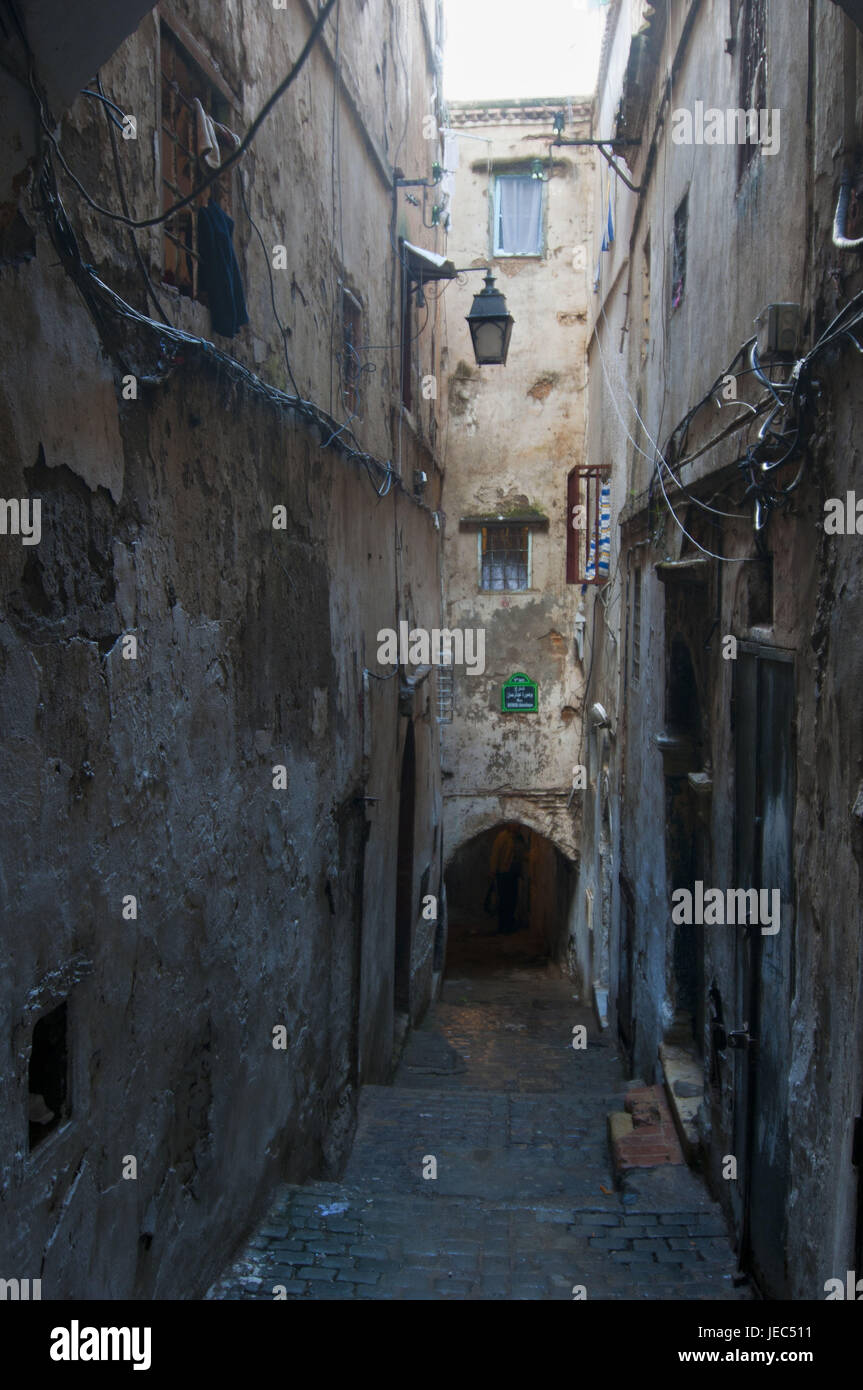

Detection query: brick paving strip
xmin=208 ymin=969 xmax=750 ymax=1301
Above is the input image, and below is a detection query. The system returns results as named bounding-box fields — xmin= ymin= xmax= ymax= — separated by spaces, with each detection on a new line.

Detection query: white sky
xmin=443 ymin=0 xmax=606 ymax=102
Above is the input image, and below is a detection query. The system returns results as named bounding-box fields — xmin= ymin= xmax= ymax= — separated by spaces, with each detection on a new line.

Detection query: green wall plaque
xmin=501 ymin=672 xmax=538 ymax=713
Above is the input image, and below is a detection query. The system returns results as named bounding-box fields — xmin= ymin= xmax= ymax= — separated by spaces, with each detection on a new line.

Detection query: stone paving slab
xmin=209 ymin=966 xmax=750 ymax=1302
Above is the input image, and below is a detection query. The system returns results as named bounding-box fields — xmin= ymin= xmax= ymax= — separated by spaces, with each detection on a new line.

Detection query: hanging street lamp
xmin=465 ymin=268 xmax=515 ymax=367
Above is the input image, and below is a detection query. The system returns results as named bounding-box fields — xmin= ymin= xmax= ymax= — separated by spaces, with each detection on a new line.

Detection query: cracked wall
xmin=0 ymin=0 xmax=448 ymax=1299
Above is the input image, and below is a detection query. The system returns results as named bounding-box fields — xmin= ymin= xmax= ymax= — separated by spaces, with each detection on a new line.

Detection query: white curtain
xmin=497 ymin=177 xmax=542 ymax=255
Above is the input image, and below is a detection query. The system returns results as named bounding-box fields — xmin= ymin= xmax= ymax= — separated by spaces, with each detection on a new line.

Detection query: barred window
xmin=671 ymin=193 xmax=688 ymax=311
xmin=341 ymin=288 xmax=363 ymax=418
xmin=437 ymin=647 xmax=454 ymax=723
xmin=480 ymin=525 xmax=530 ymax=591
xmin=738 ymin=0 xmax=767 ymax=179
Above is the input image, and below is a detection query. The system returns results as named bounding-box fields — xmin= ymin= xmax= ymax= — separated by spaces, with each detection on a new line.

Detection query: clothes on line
xmin=197 ymin=200 xmax=249 ymax=338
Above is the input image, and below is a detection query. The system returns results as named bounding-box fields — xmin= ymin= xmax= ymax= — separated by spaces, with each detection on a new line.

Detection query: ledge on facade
xmin=611 ymin=1 xmax=666 ymax=150
xmin=659 ymin=1040 xmax=703 ymax=1165
xmin=445 ymin=96 xmax=592 ymax=127
xmin=459 ymin=511 xmax=549 ymax=529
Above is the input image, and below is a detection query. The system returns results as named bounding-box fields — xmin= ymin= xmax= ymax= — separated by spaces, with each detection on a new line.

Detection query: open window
xmin=567 ymin=466 xmax=611 ymax=584
xmin=493 ymin=174 xmax=544 ymax=257
xmin=159 ymin=19 xmax=235 ymax=300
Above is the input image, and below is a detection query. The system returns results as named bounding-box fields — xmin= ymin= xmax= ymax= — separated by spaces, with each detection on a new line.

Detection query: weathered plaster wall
xmin=440 ymin=99 xmax=594 ymax=887
xmin=0 ymin=0 xmax=448 ymax=1299
xmin=588 ymin=0 xmax=863 ymax=1299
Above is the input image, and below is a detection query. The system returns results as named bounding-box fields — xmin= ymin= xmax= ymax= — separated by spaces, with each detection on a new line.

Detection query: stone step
xmin=608 ymin=1084 xmax=685 ymax=1178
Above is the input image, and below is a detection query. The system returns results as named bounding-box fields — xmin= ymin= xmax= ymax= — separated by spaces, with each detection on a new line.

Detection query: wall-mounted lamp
xmin=465 ymin=269 xmax=515 ymax=366
xmin=531 ymin=158 xmax=547 ymax=182
xmin=589 ymin=701 xmax=613 ymax=731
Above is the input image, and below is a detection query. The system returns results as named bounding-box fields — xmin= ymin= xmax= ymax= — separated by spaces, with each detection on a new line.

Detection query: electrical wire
xmin=81 ymin=87 xmax=126 ymax=130
xmin=35 ymin=154 xmax=403 ymax=504
xmin=30 ymin=0 xmax=339 ymax=232
xmin=593 ymin=316 xmax=752 ymax=563
xmin=238 ymin=173 xmax=304 ymax=402
xmin=95 ymin=71 xmax=171 ymax=326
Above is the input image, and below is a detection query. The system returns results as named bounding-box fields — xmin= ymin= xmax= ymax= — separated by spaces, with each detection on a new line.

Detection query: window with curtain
xmin=493 ymin=175 xmax=544 ymax=257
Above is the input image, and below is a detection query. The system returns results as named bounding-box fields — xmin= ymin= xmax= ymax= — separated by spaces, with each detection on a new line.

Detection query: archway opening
xmin=444 ymin=823 xmax=575 ymax=975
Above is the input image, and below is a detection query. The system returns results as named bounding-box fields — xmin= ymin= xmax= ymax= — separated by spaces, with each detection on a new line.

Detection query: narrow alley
xmin=211 ymin=958 xmax=746 ymax=1301
xmin=3 ymin=0 xmax=863 ymax=1343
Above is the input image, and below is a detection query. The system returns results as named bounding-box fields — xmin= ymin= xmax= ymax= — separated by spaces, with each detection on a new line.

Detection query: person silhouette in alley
xmin=487 ymin=822 xmax=528 ymax=935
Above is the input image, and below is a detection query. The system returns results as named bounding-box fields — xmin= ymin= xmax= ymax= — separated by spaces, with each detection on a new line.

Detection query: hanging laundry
xmin=601 ymin=192 xmax=614 ymax=251
xmin=193 ymin=98 xmax=241 ymax=169
xmin=197 ymin=200 xmax=249 ymax=338
xmin=585 ymin=480 xmax=611 ymax=582
xmin=598 ymin=479 xmax=611 ymax=578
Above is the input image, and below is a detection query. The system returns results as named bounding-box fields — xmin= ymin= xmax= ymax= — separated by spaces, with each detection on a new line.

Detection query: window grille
xmin=341 ymin=288 xmax=363 ymax=417
xmin=672 ymin=193 xmax=688 ymax=310
xmin=437 ymin=636 xmax=454 ymax=722
xmin=480 ymin=525 xmax=530 ymax=590
xmin=738 ymin=0 xmax=767 ymax=179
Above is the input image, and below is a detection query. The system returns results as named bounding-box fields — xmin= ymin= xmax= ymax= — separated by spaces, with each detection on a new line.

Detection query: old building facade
xmin=0 ymin=0 xmax=454 ymax=1298
xmin=440 ymin=97 xmax=597 ymax=978
xmin=580 ymin=0 xmax=863 ymax=1298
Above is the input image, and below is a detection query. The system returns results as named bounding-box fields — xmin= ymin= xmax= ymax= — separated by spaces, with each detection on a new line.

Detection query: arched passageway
xmin=444 ymin=823 xmax=575 ymax=975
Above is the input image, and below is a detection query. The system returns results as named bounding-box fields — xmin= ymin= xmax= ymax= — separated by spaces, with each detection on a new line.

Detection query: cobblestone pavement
xmin=209 ymin=964 xmax=750 ymax=1300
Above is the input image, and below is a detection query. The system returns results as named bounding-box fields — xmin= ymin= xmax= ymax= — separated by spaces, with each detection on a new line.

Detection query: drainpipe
xmin=833 ymin=171 xmax=863 ymax=250
xmin=833 ymin=14 xmax=863 ymax=250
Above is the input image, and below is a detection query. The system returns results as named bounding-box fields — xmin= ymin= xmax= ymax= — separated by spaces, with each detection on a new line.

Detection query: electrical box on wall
xmin=756 ymin=302 xmax=801 ymax=360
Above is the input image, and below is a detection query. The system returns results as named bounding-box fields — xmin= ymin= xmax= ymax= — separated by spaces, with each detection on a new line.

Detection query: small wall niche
xmin=28 ymin=1000 xmax=69 ymax=1151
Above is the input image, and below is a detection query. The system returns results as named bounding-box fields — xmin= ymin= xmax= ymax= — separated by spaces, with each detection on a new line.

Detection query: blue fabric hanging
xmin=197 ymin=200 xmax=249 ymax=338
xmin=602 ymin=191 xmax=614 ymax=251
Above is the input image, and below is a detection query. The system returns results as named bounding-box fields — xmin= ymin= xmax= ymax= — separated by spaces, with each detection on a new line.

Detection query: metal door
xmin=733 ymin=645 xmax=795 ymax=1298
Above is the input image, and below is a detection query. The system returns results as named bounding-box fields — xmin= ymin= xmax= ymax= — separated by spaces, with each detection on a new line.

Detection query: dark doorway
xmin=664 ymin=636 xmax=707 ymax=1051
xmin=618 ymin=873 xmax=636 ymax=1069
xmin=444 ymin=824 xmax=574 ymax=975
xmin=732 ymin=645 xmax=795 ymax=1299
xmin=394 ymin=722 xmax=416 ymax=1016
